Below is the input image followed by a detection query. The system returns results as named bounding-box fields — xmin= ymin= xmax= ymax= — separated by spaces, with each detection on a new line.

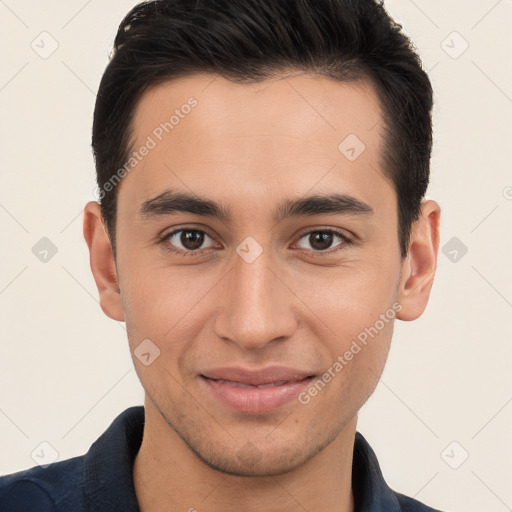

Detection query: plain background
xmin=1 ymin=1 xmax=511 ymax=511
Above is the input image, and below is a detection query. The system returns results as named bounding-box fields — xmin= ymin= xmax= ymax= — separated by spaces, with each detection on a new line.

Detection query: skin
xmin=83 ymin=72 xmax=440 ymax=512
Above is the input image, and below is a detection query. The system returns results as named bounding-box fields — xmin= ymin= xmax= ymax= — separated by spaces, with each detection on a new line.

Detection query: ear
xmin=83 ymin=201 xmax=125 ymax=322
xmin=396 ymin=200 xmax=441 ymax=321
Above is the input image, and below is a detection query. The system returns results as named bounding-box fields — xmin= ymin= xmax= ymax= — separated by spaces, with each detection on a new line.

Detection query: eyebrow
xmin=138 ymin=189 xmax=374 ymax=223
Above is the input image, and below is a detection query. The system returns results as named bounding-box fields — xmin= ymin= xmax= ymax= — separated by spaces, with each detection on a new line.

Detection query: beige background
xmin=1 ymin=1 xmax=511 ymax=511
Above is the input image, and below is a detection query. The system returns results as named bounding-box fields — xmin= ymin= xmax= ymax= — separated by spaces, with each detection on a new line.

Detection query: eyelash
xmin=158 ymin=227 xmax=354 ymax=258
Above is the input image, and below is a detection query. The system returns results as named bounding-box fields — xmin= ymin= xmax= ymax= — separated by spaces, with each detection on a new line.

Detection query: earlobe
xmin=396 ymin=200 xmax=441 ymax=321
xmin=83 ymin=201 xmax=125 ymax=322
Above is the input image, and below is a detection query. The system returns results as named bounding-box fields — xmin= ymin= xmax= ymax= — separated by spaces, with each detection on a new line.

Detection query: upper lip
xmin=200 ymin=366 xmax=315 ymax=386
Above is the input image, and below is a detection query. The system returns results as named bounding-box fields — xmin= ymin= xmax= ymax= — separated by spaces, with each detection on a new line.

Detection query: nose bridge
xmin=213 ymin=246 xmax=296 ymax=350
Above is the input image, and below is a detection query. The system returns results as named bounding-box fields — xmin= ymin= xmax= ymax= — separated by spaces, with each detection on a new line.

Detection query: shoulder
xmin=0 ymin=406 xmax=145 ymax=512
xmin=394 ymin=490 xmax=448 ymax=512
xmin=0 ymin=455 xmax=85 ymax=511
xmin=353 ymin=432 xmax=448 ymax=512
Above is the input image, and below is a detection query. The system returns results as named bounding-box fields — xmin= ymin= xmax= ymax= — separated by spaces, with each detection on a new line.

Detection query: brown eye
xmin=163 ymin=229 xmax=217 ymax=255
xmin=295 ymin=230 xmax=349 ymax=253
xmin=309 ymin=232 xmax=334 ymax=250
xmin=179 ymin=230 xmax=204 ymax=250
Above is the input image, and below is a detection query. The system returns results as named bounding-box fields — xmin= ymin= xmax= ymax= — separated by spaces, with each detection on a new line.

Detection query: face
xmin=85 ymin=72 xmax=438 ymax=477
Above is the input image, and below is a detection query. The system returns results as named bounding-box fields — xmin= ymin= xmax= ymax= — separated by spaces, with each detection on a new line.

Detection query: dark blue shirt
xmin=0 ymin=406 xmax=445 ymax=511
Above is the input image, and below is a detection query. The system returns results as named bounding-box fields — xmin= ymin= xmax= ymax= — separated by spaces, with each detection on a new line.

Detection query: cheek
xmin=297 ymin=260 xmax=399 ymax=334
xmin=294 ymin=258 xmax=400 ymax=392
xmin=304 ymin=314 xmax=395 ymax=412
xmin=120 ymin=267 xmax=202 ymax=392
xmin=119 ymin=260 xmax=216 ymax=352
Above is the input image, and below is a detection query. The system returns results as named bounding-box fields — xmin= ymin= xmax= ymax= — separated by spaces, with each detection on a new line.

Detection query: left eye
xmin=295 ymin=231 xmax=348 ymax=252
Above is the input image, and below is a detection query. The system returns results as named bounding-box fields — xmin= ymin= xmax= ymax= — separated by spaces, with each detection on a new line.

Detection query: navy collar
xmin=81 ymin=406 xmax=403 ymax=512
xmin=82 ymin=406 xmax=143 ymax=512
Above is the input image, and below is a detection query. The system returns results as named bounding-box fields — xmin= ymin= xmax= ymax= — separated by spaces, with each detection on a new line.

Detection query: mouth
xmin=199 ymin=367 xmax=316 ymax=414
xmin=208 ymin=378 xmax=308 ymax=389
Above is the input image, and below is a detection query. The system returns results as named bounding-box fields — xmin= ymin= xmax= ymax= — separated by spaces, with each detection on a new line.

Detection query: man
xmin=0 ymin=0 xmax=445 ymax=510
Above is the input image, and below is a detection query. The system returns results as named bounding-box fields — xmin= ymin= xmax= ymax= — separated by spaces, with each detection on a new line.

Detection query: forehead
xmin=119 ymin=72 xmax=391 ymax=216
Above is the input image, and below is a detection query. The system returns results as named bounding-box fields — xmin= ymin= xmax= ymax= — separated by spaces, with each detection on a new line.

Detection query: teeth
xmin=257 ymin=381 xmax=288 ymax=388
xmin=215 ymin=379 xmax=290 ymax=388
xmin=221 ymin=380 xmax=254 ymax=388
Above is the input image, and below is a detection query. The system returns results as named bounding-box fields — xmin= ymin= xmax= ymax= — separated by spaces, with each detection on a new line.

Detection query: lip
xmin=199 ymin=366 xmax=315 ymax=414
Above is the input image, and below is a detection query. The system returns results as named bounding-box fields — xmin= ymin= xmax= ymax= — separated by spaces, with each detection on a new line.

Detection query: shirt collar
xmin=82 ymin=406 xmax=143 ymax=512
xmin=81 ymin=406 xmax=401 ymax=512
xmin=352 ymin=430 xmax=402 ymax=511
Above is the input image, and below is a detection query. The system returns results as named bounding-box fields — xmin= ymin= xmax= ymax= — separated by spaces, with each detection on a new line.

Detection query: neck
xmin=133 ymin=400 xmax=357 ymax=512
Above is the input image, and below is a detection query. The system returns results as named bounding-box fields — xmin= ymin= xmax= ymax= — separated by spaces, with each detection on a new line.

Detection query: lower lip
xmin=200 ymin=375 xmax=314 ymax=414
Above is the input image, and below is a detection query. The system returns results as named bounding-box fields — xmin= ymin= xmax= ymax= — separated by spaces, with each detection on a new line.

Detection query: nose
xmin=213 ymin=248 xmax=298 ymax=351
